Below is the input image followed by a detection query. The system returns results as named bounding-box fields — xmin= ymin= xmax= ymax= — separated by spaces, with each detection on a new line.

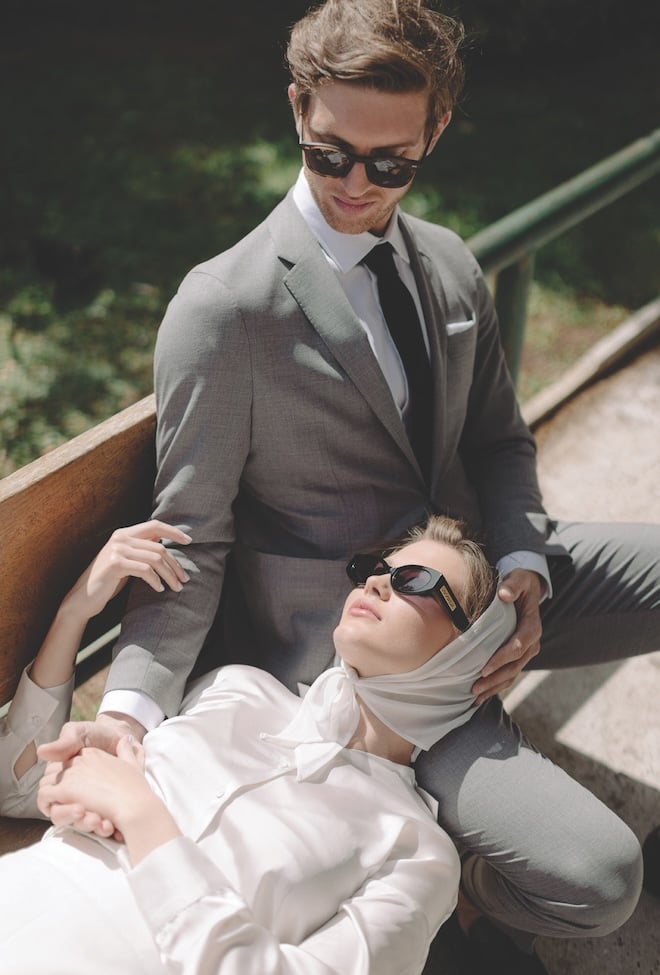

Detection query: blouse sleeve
xmin=0 ymin=667 xmax=74 ymax=818
xmin=127 ymin=829 xmax=460 ymax=975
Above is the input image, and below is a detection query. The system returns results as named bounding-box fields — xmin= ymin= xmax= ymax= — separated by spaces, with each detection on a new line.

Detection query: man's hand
xmin=471 ymin=568 xmax=544 ymax=705
xmin=37 ymin=712 xmax=147 ymax=834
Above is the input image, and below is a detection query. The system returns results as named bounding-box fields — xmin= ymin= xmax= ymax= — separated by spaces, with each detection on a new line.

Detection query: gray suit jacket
xmin=107 ymin=191 xmax=565 ymax=715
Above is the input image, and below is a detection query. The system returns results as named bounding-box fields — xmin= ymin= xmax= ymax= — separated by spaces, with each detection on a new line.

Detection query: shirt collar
xmin=292 ymin=168 xmax=411 ymax=273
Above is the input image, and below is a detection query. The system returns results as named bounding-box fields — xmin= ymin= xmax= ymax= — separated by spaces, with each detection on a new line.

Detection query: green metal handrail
xmin=467 ymin=128 xmax=660 ymax=383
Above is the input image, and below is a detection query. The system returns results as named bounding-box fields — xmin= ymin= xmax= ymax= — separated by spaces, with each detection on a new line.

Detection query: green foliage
xmin=0 ymin=282 xmax=158 ymax=476
xmin=0 ymin=4 xmax=658 ymax=475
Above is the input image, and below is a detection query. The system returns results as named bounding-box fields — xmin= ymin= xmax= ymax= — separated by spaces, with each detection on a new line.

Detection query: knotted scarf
xmin=263 ymin=593 xmax=516 ymax=780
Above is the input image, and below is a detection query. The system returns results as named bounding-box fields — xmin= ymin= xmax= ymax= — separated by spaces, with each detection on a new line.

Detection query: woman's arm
xmin=0 ymin=521 xmax=190 ymax=818
xmin=122 ymin=829 xmax=459 ymax=975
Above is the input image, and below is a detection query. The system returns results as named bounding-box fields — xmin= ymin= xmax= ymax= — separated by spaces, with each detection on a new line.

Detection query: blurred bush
xmin=0 ymin=0 xmax=658 ymax=474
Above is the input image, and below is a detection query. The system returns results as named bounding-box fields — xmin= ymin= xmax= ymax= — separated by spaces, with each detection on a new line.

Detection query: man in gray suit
xmin=43 ymin=0 xmax=659 ymax=970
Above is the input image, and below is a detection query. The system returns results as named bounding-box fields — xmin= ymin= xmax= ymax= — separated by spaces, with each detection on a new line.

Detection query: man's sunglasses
xmin=346 ymin=554 xmax=470 ymax=631
xmin=299 ymin=130 xmax=433 ymax=189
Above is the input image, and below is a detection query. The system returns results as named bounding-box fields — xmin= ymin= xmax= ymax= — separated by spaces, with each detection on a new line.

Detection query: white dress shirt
xmin=0 ymin=664 xmax=459 ymax=975
xmin=292 ymin=167 xmax=430 ymax=419
xmin=291 ymin=170 xmax=550 ymax=593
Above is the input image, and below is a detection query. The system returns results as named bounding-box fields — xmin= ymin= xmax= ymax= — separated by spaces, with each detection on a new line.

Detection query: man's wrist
xmin=497 ymin=550 xmax=551 ymax=600
xmin=99 ymin=690 xmax=165 ymax=733
xmin=97 ymin=711 xmax=147 ymax=743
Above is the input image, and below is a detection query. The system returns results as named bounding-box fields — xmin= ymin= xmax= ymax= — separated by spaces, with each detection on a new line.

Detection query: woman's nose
xmin=364 ymin=572 xmax=391 ymax=599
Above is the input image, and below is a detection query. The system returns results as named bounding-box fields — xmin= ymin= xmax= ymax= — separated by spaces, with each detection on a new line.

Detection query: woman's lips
xmin=349 ymin=598 xmax=382 ymax=621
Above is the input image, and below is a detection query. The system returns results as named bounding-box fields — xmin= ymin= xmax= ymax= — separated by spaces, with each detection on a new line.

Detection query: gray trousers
xmin=415 ymin=520 xmax=659 ymax=943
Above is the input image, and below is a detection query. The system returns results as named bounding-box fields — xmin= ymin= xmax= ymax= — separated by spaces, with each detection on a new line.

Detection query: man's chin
xmin=316 ymin=198 xmax=390 ymax=236
xmin=324 ymin=209 xmax=385 ymax=236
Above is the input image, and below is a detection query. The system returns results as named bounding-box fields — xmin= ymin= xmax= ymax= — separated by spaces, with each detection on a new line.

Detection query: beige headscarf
xmin=263 ymin=593 xmax=516 ymax=780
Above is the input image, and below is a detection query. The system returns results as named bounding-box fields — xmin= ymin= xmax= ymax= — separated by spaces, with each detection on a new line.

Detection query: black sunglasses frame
xmin=299 ymin=130 xmax=433 ymax=189
xmin=346 ymin=554 xmax=471 ymax=632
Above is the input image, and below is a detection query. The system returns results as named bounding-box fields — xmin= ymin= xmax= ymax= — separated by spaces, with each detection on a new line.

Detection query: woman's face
xmin=333 ymin=538 xmax=469 ymax=678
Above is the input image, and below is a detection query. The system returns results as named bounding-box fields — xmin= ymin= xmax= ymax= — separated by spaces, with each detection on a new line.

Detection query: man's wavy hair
xmin=287 ymin=0 xmax=465 ymax=133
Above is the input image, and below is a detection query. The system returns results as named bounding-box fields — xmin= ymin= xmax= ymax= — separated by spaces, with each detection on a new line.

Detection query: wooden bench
xmin=0 ymin=395 xmax=156 ymax=854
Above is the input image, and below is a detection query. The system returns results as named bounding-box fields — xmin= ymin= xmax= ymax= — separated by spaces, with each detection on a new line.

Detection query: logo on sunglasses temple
xmin=439 ymin=585 xmax=457 ymax=612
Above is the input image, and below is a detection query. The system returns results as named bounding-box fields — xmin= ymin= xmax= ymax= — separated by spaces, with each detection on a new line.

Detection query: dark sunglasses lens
xmin=305 ymin=146 xmax=351 ymax=178
xmin=347 ymin=554 xmax=388 ymax=585
xmin=391 ymin=566 xmax=434 ymax=594
xmin=366 ymin=158 xmax=415 ymax=188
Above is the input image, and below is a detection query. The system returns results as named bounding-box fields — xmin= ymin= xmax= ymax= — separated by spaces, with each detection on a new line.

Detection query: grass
xmin=515 ymin=284 xmax=630 ymax=402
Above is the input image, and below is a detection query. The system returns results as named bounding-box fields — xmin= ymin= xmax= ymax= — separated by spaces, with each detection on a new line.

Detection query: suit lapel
xmin=267 ymin=195 xmax=422 ymax=476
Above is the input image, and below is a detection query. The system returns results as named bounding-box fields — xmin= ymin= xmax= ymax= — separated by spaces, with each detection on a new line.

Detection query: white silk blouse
xmin=0 ymin=664 xmax=460 ymax=975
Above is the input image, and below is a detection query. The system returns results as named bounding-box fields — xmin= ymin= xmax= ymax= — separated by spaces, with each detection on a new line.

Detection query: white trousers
xmin=0 ymin=831 xmax=164 ymax=974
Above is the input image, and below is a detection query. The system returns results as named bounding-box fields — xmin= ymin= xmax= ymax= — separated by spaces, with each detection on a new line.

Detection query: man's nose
xmin=341 ymin=161 xmax=372 ymax=196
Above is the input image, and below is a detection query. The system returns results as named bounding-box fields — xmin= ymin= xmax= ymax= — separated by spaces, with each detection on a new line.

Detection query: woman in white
xmin=0 ymin=516 xmax=514 ymax=975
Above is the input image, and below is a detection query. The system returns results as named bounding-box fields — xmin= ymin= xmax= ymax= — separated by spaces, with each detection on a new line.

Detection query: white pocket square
xmin=446 ymin=318 xmax=475 ymax=335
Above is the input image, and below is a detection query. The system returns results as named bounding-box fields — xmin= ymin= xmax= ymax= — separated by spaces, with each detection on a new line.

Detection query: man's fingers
xmin=474 ymin=568 xmax=545 ymax=705
xmin=38 ymin=717 xmax=129 ymax=766
xmin=472 ymin=643 xmax=540 ymax=702
xmin=37 ymin=722 xmax=90 ymax=762
xmin=473 ymin=678 xmax=516 ymax=707
xmin=481 ymin=635 xmax=526 ymax=678
xmin=116 ymin=735 xmax=145 ymax=770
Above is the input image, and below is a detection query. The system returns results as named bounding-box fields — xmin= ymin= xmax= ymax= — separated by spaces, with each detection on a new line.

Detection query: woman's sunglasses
xmin=299 ymin=130 xmax=433 ymax=189
xmin=346 ymin=553 xmax=470 ymax=631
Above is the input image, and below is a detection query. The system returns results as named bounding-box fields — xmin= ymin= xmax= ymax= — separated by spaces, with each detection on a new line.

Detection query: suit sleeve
xmin=458 ymin=248 xmax=555 ymax=562
xmin=127 ymin=832 xmax=459 ymax=975
xmin=105 ymin=270 xmax=253 ymax=716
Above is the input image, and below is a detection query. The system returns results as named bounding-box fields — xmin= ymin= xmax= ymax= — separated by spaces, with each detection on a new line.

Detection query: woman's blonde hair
xmin=398 ymin=515 xmax=497 ymax=624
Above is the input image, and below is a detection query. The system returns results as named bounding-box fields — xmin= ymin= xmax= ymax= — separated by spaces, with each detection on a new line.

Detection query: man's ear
xmin=288 ymin=83 xmax=301 ymax=135
xmin=427 ymin=111 xmax=452 ymax=154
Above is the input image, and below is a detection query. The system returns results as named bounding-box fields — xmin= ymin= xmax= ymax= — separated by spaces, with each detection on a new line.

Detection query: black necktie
xmin=363 ymin=242 xmax=432 ymax=480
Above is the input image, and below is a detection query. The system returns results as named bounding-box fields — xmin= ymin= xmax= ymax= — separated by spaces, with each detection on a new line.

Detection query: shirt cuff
xmin=98 ymin=690 xmax=164 ymax=732
xmin=0 ymin=666 xmax=75 ymax=818
xmin=496 ymin=551 xmax=552 ymax=600
xmin=127 ymin=835 xmax=238 ymax=931
xmin=6 ymin=665 xmax=73 ymax=727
